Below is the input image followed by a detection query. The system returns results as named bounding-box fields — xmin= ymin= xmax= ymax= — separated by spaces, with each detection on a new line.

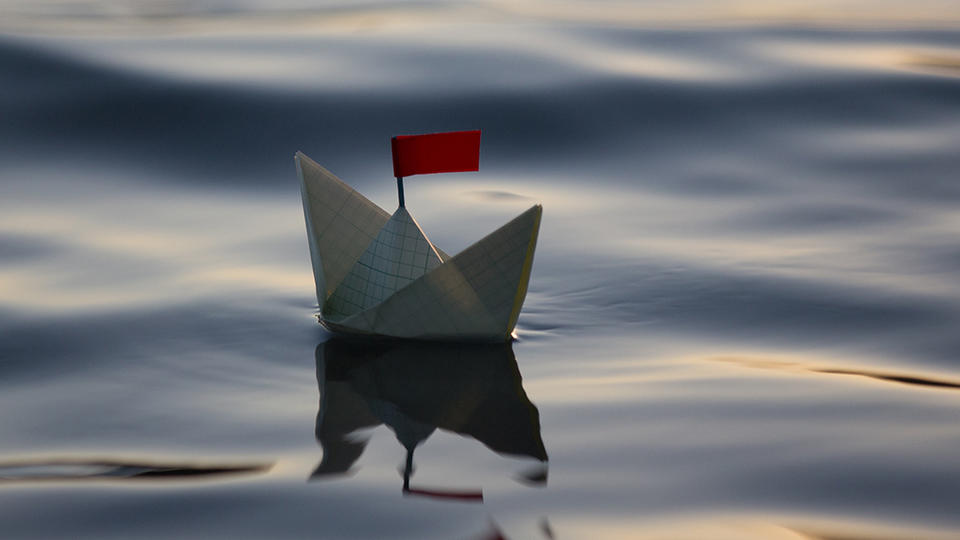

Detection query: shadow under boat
xmin=312 ymin=339 xmax=548 ymax=499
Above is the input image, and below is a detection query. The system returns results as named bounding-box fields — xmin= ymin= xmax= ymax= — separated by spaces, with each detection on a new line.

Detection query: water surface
xmin=2 ymin=2 xmax=960 ymax=538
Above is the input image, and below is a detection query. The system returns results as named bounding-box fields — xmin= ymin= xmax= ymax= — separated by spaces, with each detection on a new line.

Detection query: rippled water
xmin=2 ymin=2 xmax=960 ymax=538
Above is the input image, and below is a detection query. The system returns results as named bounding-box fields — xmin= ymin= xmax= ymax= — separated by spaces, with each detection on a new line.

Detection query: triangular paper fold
xmin=297 ymin=151 xmax=540 ymax=342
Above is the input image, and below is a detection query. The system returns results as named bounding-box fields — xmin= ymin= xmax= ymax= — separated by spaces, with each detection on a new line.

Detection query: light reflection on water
xmin=1 ymin=1 xmax=960 ymax=538
xmin=312 ymin=340 xmax=547 ymax=498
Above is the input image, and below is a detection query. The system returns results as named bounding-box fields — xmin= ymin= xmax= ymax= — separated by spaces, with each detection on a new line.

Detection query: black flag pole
xmin=396 ymin=176 xmax=405 ymax=208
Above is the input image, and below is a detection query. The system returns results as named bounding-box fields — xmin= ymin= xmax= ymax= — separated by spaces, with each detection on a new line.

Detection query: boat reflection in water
xmin=312 ymin=339 xmax=548 ymax=501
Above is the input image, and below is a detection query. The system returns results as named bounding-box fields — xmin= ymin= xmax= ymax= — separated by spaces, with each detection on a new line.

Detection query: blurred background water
xmin=2 ymin=1 xmax=960 ymax=538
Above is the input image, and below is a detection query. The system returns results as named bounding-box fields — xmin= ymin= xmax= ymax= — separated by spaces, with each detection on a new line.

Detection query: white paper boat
xmin=296 ymin=151 xmax=541 ymax=341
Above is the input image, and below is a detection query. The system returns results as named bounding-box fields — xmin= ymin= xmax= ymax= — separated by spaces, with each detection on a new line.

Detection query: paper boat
xmin=296 ymin=150 xmax=541 ymax=342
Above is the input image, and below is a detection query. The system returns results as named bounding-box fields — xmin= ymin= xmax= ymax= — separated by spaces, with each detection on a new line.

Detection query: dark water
xmin=2 ymin=2 xmax=960 ymax=538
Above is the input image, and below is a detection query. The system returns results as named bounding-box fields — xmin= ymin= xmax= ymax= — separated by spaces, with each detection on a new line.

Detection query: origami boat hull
xmin=296 ymin=151 xmax=541 ymax=342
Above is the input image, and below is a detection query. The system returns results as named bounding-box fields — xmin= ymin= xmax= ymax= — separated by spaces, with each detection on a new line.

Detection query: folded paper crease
xmin=296 ymin=151 xmax=540 ymax=342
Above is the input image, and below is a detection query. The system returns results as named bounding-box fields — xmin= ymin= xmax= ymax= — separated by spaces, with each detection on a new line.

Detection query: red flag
xmin=391 ymin=130 xmax=481 ymax=178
